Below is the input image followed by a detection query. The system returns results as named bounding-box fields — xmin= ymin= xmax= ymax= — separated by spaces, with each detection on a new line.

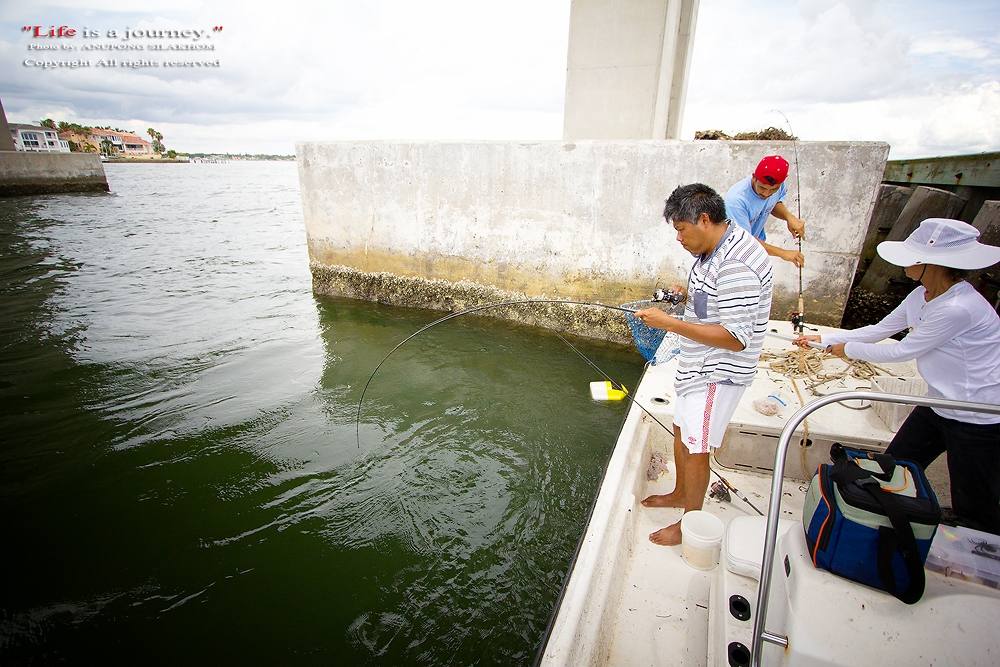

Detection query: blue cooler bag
xmin=803 ymin=445 xmax=941 ymax=604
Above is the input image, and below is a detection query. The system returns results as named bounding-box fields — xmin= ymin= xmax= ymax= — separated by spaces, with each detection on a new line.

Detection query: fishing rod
xmin=767 ymin=329 xmax=827 ymax=351
xmin=772 ymin=109 xmax=807 ymax=334
xmin=355 ymin=298 xmax=764 ymax=515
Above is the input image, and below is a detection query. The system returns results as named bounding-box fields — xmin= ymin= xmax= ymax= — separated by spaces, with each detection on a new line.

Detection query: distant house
xmin=88 ymin=129 xmax=153 ymax=156
xmin=57 ymin=130 xmax=96 ymax=153
xmin=10 ymin=124 xmax=71 ymax=153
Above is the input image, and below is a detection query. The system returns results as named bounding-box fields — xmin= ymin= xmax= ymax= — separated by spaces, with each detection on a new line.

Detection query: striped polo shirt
xmin=674 ymin=222 xmax=773 ymax=397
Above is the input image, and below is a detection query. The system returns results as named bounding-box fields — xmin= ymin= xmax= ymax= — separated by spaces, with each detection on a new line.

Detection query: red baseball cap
xmin=753 ymin=155 xmax=789 ymax=186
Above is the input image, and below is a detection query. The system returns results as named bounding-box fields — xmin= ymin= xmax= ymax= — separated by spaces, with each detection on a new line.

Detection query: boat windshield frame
xmin=752 ymin=391 xmax=1000 ymax=667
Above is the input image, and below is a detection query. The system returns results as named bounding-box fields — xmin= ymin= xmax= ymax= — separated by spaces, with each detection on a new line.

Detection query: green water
xmin=0 ymin=163 xmax=644 ymax=664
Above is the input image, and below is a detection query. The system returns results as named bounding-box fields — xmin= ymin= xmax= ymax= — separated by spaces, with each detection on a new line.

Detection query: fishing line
xmin=355 ymin=299 xmax=763 ymax=515
xmin=551 ymin=329 xmax=627 ymax=391
xmin=355 ymin=299 xmax=636 ymax=450
xmin=772 ymin=111 xmax=803 ymax=227
xmin=772 ymin=109 xmax=807 ymax=333
xmin=554 ymin=331 xmax=763 ymax=515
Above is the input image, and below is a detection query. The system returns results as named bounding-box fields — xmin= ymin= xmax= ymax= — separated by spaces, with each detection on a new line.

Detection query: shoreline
xmin=102 ymin=158 xmax=188 ymax=163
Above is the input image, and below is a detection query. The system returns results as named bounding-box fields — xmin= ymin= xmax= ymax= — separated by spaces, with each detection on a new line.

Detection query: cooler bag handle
xmin=867 ymin=453 xmax=896 ymax=481
xmin=830 ymin=444 xmax=896 ymax=481
xmin=855 ymin=477 xmax=926 ymax=604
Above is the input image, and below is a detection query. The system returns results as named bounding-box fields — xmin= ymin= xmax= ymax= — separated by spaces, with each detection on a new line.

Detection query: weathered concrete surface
xmin=0 ymin=152 xmax=108 ymax=196
xmin=563 ymin=0 xmax=698 ymax=140
xmin=298 ymin=140 xmax=888 ymax=339
xmin=312 ymin=264 xmax=636 ymax=343
xmin=0 ymin=99 xmax=15 ymax=152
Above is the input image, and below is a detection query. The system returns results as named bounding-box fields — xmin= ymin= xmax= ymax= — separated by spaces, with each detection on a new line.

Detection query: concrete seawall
xmin=0 ymin=152 xmax=109 ymax=196
xmin=298 ymin=140 xmax=888 ymax=341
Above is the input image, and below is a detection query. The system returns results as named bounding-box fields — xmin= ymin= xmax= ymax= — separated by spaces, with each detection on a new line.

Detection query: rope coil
xmin=760 ymin=347 xmax=889 ymax=391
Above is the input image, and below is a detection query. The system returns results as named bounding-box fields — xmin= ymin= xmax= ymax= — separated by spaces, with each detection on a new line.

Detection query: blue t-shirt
xmin=724 ymin=176 xmax=786 ymax=241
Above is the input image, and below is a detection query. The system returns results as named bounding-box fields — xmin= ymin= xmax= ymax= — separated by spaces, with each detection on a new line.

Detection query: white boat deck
xmin=633 ymin=324 xmax=949 ymax=497
xmin=541 ymin=322 xmax=999 ymax=666
xmin=606 ymin=463 xmax=805 ymax=666
xmin=636 ymin=325 xmax=918 ymax=462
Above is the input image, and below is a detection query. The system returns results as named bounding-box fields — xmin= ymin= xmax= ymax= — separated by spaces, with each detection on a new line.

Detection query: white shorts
xmin=673 ymin=382 xmax=746 ymax=454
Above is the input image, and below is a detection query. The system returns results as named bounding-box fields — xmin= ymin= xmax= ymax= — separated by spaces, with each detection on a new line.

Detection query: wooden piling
xmin=858 ymin=186 xmax=968 ymax=292
xmin=855 ymin=184 xmax=912 ymax=279
xmin=970 ymin=201 xmax=1000 ymax=308
xmin=971 ymin=200 xmax=1000 ymax=241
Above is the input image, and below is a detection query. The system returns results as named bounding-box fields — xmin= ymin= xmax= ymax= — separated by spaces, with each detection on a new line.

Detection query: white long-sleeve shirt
xmin=824 ymin=281 xmax=1000 ymax=424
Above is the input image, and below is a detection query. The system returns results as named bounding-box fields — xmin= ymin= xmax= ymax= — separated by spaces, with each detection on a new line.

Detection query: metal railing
xmin=751 ymin=391 xmax=1000 ymax=667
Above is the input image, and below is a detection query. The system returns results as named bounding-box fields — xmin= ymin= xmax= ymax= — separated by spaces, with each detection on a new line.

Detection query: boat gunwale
xmin=533 ymin=364 xmax=650 ymax=666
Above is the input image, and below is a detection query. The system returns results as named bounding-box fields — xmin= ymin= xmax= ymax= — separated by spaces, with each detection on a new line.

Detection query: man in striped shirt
xmin=635 ymin=183 xmax=773 ymax=546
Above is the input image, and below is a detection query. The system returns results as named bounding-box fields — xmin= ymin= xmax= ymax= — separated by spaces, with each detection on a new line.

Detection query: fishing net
xmin=621 ymin=300 xmax=681 ymax=365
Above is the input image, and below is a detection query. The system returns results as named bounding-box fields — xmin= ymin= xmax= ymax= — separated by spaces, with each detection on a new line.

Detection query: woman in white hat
xmin=795 ymin=217 xmax=1000 ymax=534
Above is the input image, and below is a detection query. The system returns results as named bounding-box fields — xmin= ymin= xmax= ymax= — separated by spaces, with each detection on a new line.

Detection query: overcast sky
xmin=2 ymin=0 xmax=998 ymax=158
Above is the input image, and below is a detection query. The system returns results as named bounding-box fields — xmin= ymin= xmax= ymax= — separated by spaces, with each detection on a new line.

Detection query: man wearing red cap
xmin=724 ymin=155 xmax=806 ymax=267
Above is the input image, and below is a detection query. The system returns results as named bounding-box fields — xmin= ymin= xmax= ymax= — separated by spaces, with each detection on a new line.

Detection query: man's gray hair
xmin=663 ymin=183 xmax=727 ymax=225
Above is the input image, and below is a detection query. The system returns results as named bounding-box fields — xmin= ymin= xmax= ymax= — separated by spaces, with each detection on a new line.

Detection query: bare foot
xmin=641 ymin=492 xmax=684 ymax=508
xmin=649 ymin=522 xmax=682 ymax=546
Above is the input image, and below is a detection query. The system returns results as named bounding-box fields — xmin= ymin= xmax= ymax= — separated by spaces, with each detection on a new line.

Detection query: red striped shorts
xmin=673 ymin=382 xmax=747 ymax=454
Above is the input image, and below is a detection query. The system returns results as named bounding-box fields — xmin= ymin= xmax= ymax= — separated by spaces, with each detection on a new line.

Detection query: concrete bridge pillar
xmin=563 ymin=0 xmax=699 ymax=140
xmin=0 ymin=99 xmax=16 ymax=151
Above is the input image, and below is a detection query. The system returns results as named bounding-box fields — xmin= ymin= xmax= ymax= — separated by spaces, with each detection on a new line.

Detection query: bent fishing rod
xmin=355 ymin=299 xmax=635 ymax=449
xmin=355 ymin=298 xmax=764 ymax=515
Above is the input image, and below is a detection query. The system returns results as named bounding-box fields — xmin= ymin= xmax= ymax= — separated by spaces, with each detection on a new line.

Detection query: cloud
xmin=751 ymin=81 xmax=1000 ymax=159
xmin=2 ymin=0 xmax=998 ymax=159
xmin=686 ymin=1 xmax=911 ymax=106
xmin=910 ymin=33 xmax=993 ymax=60
xmin=680 ymin=0 xmax=1000 ymax=158
xmin=2 ymin=0 xmax=569 ymax=151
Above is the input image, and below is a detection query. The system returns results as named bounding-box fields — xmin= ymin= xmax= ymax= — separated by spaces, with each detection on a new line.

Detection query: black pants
xmin=887 ymin=406 xmax=1000 ymax=535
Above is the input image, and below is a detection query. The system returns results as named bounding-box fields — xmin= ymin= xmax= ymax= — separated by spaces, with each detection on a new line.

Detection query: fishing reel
xmin=652 ymin=288 xmax=685 ymax=305
xmin=790 ymin=311 xmax=805 ymax=334
xmin=709 ymin=480 xmax=732 ymax=503
xmin=789 ymin=311 xmax=818 ymax=334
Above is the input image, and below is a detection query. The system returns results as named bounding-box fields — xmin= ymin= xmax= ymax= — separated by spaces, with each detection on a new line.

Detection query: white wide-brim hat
xmin=877 ymin=218 xmax=1000 ymax=270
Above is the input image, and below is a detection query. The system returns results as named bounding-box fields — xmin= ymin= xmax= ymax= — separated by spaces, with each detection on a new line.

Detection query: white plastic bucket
xmin=680 ymin=510 xmax=725 ymax=570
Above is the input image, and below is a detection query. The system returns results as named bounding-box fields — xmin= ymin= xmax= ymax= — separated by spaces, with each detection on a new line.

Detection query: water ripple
xmin=0 ymin=163 xmax=641 ymax=664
